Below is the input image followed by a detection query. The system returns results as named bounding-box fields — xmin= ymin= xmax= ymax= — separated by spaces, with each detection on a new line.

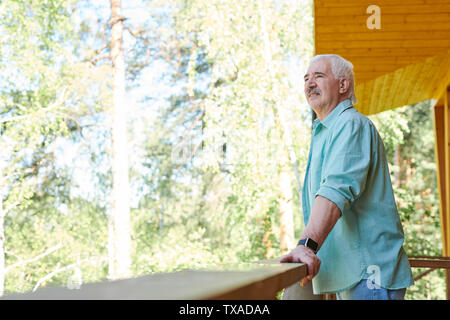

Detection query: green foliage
xmin=0 ymin=0 xmax=110 ymax=294
xmin=5 ymin=199 xmax=108 ymax=293
xmin=130 ymin=0 xmax=314 ymax=276
xmin=370 ymin=101 xmax=445 ymax=300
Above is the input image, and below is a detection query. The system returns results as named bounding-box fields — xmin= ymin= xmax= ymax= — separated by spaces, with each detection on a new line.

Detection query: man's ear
xmin=338 ymin=78 xmax=350 ymax=95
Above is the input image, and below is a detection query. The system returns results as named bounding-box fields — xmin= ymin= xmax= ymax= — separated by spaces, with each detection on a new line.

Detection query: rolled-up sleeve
xmin=315 ymin=120 xmax=372 ymax=215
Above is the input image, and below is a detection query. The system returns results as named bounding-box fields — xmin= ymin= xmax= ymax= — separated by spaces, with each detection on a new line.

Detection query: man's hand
xmin=280 ymin=245 xmax=321 ymax=286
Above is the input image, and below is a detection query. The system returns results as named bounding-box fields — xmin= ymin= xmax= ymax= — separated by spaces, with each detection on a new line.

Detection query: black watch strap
xmin=297 ymin=238 xmax=318 ymax=254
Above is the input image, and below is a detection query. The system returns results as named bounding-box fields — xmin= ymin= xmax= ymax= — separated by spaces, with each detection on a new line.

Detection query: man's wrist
xmin=297 ymin=238 xmax=318 ymax=254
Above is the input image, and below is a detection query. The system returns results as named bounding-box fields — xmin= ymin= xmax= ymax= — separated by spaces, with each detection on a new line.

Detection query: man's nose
xmin=305 ymin=78 xmax=316 ymax=89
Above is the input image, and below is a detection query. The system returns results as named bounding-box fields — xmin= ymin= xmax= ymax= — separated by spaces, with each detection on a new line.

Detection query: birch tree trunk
xmin=108 ymin=0 xmax=132 ymax=280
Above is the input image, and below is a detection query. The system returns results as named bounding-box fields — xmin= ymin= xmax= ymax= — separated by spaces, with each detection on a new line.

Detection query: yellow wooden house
xmin=313 ymin=0 xmax=450 ymax=298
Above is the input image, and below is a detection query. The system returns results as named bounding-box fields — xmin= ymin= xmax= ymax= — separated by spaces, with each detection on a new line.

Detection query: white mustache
xmin=307 ymin=88 xmax=321 ymax=96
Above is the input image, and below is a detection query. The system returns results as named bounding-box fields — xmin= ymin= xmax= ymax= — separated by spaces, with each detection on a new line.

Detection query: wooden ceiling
xmin=314 ymin=0 xmax=450 ymax=115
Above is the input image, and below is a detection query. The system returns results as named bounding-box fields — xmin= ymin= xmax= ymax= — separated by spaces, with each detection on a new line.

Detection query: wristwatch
xmin=297 ymin=238 xmax=318 ymax=254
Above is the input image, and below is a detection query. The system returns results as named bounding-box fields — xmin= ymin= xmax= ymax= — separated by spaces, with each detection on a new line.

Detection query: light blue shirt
xmin=302 ymin=99 xmax=414 ymax=294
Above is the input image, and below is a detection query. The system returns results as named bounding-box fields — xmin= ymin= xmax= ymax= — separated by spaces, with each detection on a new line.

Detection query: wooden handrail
xmin=408 ymin=256 xmax=450 ymax=269
xmin=407 ymin=256 xmax=450 ymax=298
xmin=7 ymin=256 xmax=447 ymax=300
xmin=408 ymin=256 xmax=450 ymax=260
xmin=1 ymin=260 xmax=308 ymax=300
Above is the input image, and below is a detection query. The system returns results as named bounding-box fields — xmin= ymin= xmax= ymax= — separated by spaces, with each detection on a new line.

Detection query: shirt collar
xmin=318 ymin=99 xmax=353 ymax=129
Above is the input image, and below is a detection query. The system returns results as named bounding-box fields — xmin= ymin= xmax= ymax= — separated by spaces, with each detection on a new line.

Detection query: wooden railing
xmin=1 ymin=259 xmax=312 ymax=300
xmin=408 ymin=256 xmax=450 ymax=300
xmin=2 ymin=256 xmax=449 ymax=300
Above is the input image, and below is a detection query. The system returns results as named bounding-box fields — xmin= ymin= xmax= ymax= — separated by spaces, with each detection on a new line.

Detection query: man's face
xmin=304 ymin=59 xmax=340 ymax=110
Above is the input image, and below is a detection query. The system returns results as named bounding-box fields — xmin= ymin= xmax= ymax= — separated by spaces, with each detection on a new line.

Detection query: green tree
xmin=128 ymin=0 xmax=315 ymax=274
xmin=0 ymin=0 xmax=110 ymax=295
xmin=174 ymin=0 xmax=314 ymax=259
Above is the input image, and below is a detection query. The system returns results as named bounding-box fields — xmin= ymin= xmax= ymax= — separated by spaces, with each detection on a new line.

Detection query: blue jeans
xmin=336 ymin=280 xmax=406 ymax=300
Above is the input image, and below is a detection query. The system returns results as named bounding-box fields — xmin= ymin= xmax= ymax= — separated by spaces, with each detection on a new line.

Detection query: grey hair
xmin=310 ymin=54 xmax=357 ymax=104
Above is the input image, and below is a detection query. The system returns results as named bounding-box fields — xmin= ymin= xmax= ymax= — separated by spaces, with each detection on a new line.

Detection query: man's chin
xmin=307 ymin=99 xmax=321 ymax=109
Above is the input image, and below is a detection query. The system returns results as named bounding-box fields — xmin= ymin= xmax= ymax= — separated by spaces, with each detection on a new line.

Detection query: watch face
xmin=308 ymin=239 xmax=318 ymax=251
xmin=304 ymin=238 xmax=318 ymax=253
xmin=297 ymin=238 xmax=318 ymax=253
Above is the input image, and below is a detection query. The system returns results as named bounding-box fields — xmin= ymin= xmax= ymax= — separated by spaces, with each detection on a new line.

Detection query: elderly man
xmin=280 ymin=54 xmax=414 ymax=300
